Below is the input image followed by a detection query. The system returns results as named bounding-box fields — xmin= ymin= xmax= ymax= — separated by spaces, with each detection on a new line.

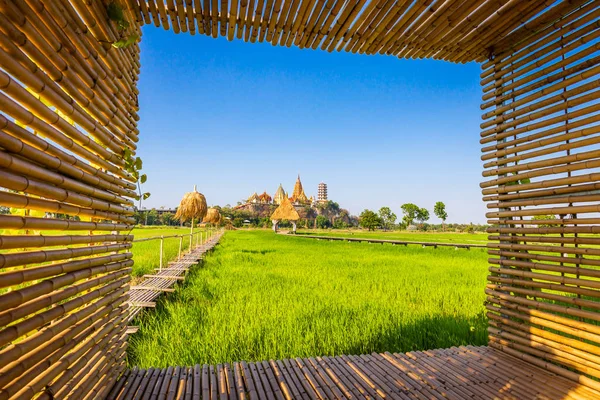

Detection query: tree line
xmin=359 ymin=202 xmax=453 ymax=231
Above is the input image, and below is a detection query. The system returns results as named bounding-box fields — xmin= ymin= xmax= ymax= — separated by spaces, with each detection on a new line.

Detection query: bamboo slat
xmin=118 ymin=0 xmax=589 ymax=63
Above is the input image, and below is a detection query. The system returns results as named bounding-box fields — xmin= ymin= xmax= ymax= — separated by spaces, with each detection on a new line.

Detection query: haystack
xmin=271 ymin=196 xmax=300 ymax=221
xmin=175 ymin=185 xmax=207 ymax=246
xmin=203 ymin=208 xmax=222 ymax=225
xmin=270 ymin=197 xmax=299 ymax=233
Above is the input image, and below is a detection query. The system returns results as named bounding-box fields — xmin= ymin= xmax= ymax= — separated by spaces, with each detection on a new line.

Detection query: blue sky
xmin=137 ymin=26 xmax=485 ymax=224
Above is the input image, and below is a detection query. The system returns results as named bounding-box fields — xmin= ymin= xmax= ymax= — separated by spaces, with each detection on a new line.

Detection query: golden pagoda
xmin=290 ymin=175 xmax=309 ymax=204
xmin=273 ymin=184 xmax=286 ymax=205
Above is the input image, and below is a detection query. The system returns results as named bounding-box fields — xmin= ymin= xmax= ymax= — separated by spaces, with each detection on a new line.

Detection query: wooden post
xmin=178 ymin=236 xmax=183 ymax=260
xmin=159 ymin=235 xmax=164 ymax=271
xmin=189 ymin=217 xmax=194 ymax=251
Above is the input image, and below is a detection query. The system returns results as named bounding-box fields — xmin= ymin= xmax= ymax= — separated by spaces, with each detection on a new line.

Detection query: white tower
xmin=318 ymin=182 xmax=328 ymax=202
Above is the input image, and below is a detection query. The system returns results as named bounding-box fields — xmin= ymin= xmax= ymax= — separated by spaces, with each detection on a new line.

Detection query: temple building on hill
xmin=290 ymin=175 xmax=310 ymax=205
xmin=258 ymin=191 xmax=272 ymax=204
xmin=243 ymin=175 xmax=319 ymax=208
xmin=247 ymin=192 xmax=260 ymax=204
xmin=246 ymin=191 xmax=273 ymax=205
xmin=274 ymin=184 xmax=287 ymax=205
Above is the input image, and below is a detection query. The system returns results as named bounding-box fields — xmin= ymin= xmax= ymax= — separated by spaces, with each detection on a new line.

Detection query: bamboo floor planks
xmin=107 ymin=346 xmax=600 ymax=399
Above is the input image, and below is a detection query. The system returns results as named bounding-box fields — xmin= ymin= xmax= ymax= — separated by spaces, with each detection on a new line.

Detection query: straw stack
xmin=203 ymin=208 xmax=222 ymax=225
xmin=175 ymin=186 xmax=208 ymax=223
xmin=175 ymin=185 xmax=208 ymax=245
xmin=271 ymin=197 xmax=300 ymax=221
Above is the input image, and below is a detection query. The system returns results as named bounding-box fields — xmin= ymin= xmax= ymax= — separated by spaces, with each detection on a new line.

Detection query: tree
xmin=532 ymin=214 xmax=556 ymax=228
xmin=161 ymin=212 xmax=175 ymax=226
xmin=415 ymin=208 xmax=429 ymax=230
xmin=434 ymin=202 xmax=448 ymax=231
xmin=378 ymin=207 xmax=397 ymax=231
xmin=146 ymin=209 xmax=159 ymax=225
xmin=359 ymin=209 xmax=382 ymax=231
xmin=315 ymin=215 xmax=330 ymax=229
xmin=401 ymin=203 xmax=420 ymax=227
xmin=232 ymin=217 xmax=244 ymax=228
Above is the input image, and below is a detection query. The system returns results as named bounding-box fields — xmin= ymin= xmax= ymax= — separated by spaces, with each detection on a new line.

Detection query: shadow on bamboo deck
xmin=108 ymin=346 xmax=600 ymax=399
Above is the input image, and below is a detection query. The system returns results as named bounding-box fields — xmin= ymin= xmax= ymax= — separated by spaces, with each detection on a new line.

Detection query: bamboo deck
xmin=107 ymin=346 xmax=600 ymax=399
xmin=295 ymin=235 xmax=486 ymax=250
xmin=128 ymin=232 xmax=224 ymax=321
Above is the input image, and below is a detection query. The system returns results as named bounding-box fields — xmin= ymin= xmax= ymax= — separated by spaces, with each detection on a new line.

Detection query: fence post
xmin=189 ymin=231 xmax=192 ymax=252
xmin=178 ymin=236 xmax=183 ymax=260
xmin=159 ymin=235 xmax=164 ymax=271
xmin=196 ymin=230 xmax=199 ymax=247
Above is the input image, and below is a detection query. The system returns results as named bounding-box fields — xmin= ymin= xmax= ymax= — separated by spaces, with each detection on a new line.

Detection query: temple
xmin=247 ymin=175 xmax=317 ymax=207
xmin=247 ymin=191 xmax=271 ymax=204
xmin=273 ymin=184 xmax=286 ymax=205
xmin=290 ymin=175 xmax=310 ymax=205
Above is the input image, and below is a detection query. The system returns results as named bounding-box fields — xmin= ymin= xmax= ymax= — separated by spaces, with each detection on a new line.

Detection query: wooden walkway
xmin=295 ymin=235 xmax=486 ymax=250
xmin=107 ymin=346 xmax=600 ymax=399
xmin=127 ymin=231 xmax=224 ymax=321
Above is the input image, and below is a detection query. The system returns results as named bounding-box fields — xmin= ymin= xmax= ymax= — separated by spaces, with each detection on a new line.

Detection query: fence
xmin=131 ymin=228 xmax=212 ymax=271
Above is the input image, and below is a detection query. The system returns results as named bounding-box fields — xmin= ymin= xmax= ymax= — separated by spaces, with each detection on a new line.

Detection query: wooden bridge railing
xmin=132 ymin=228 xmax=207 ymax=270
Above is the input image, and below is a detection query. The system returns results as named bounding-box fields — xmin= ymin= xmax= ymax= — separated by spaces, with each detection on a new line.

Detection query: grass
xmin=296 ymin=229 xmax=489 ymax=244
xmin=128 ymin=230 xmax=489 ymax=368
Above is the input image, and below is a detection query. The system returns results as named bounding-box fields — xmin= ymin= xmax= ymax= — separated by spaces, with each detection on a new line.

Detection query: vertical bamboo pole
xmin=159 ymin=236 xmax=164 ymax=271
xmin=178 ymin=236 xmax=183 ymax=260
xmin=189 ymin=217 xmax=194 ymax=251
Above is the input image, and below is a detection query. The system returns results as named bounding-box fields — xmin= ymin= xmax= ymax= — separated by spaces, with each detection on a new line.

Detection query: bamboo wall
xmin=0 ymin=0 xmax=141 ymax=398
xmin=482 ymin=1 xmax=600 ymax=392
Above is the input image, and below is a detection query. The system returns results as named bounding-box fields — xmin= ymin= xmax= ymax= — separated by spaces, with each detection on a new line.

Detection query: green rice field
xmin=128 ymin=230 xmax=489 ymax=368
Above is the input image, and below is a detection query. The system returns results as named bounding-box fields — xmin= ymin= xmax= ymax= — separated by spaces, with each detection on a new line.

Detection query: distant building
xmin=290 ymin=175 xmax=310 ymax=205
xmin=244 ymin=175 xmax=315 ymax=207
xmin=273 ymin=184 xmax=287 ymax=205
xmin=258 ymin=191 xmax=272 ymax=204
xmin=247 ymin=192 xmax=260 ymax=204
xmin=318 ymin=182 xmax=328 ymax=202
